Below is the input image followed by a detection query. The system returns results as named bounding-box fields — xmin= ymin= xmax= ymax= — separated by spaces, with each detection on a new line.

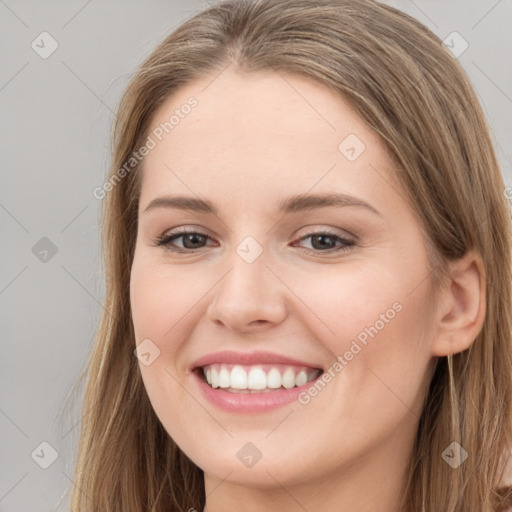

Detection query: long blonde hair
xmin=67 ymin=0 xmax=512 ymax=510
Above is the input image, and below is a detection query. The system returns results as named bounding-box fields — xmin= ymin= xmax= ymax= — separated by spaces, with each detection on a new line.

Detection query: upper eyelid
xmin=164 ymin=230 xmax=354 ymax=240
xmin=159 ymin=224 xmax=356 ymax=239
xmin=157 ymin=228 xmax=356 ymax=249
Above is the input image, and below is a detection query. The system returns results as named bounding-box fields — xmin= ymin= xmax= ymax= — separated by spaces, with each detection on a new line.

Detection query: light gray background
xmin=1 ymin=1 xmax=510 ymax=510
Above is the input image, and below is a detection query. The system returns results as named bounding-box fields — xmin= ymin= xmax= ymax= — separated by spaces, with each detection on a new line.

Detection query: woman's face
xmin=130 ymin=68 xmax=438 ymax=493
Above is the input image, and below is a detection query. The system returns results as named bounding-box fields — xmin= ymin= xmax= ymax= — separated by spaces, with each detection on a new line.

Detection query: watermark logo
xmin=236 ymin=236 xmax=263 ymax=264
xmin=442 ymin=31 xmax=469 ymax=59
xmin=134 ymin=338 xmax=161 ymax=366
xmin=298 ymin=301 xmax=403 ymax=405
xmin=32 ymin=237 xmax=58 ymax=263
xmin=441 ymin=441 xmax=468 ymax=468
xmin=236 ymin=442 xmax=263 ymax=468
xmin=504 ymin=186 xmax=512 ymax=209
xmin=31 ymin=31 xmax=59 ymax=59
xmin=93 ymin=97 xmax=198 ymax=200
xmin=338 ymin=133 xmax=366 ymax=162
xmin=31 ymin=441 xmax=59 ymax=469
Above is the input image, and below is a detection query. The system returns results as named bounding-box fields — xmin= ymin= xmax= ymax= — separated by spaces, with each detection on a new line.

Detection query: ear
xmin=430 ymin=249 xmax=486 ymax=357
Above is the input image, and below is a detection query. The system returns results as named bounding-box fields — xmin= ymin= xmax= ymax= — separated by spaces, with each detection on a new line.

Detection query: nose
xmin=206 ymin=248 xmax=289 ymax=334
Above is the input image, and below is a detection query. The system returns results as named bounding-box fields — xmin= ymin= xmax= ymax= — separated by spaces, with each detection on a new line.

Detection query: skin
xmin=129 ymin=67 xmax=485 ymax=511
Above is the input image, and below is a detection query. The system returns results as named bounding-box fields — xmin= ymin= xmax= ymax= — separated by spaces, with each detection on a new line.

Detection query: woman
xmin=69 ymin=0 xmax=512 ymax=510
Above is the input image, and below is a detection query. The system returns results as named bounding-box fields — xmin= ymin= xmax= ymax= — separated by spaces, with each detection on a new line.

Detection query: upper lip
xmin=190 ymin=350 xmax=323 ymax=370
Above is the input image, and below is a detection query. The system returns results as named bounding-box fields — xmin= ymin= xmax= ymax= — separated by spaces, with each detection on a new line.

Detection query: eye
xmin=154 ymin=229 xmax=214 ymax=253
xmin=293 ymin=230 xmax=355 ymax=254
xmin=153 ymin=228 xmax=355 ymax=254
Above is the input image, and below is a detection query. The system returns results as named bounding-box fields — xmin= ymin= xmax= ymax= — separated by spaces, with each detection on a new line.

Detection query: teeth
xmin=295 ymin=370 xmax=308 ymax=387
xmin=247 ymin=367 xmax=267 ymax=389
xmin=202 ymin=364 xmax=321 ymax=391
xmin=282 ymin=367 xmax=295 ymax=389
xmin=211 ymin=367 xmax=219 ymax=388
xmin=231 ymin=365 xmax=247 ymax=389
xmin=218 ymin=367 xmax=230 ymax=388
xmin=266 ymin=368 xmax=281 ymax=389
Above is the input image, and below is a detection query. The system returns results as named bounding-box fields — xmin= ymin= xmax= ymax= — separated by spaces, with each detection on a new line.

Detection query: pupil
xmin=181 ymin=234 xmax=338 ymax=250
xmin=313 ymin=235 xmax=334 ymax=250
xmin=184 ymin=233 xmax=205 ymax=249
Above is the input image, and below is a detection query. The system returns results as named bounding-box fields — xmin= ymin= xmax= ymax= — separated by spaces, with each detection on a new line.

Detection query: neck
xmin=202 ymin=426 xmax=414 ymax=512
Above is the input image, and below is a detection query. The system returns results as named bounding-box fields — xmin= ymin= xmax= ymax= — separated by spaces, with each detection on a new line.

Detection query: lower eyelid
xmin=155 ymin=231 xmax=355 ymax=255
xmin=294 ymin=234 xmax=354 ymax=251
xmin=157 ymin=231 xmax=212 ymax=249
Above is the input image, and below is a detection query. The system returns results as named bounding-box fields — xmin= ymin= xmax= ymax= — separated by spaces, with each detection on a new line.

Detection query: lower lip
xmin=193 ymin=370 xmax=322 ymax=413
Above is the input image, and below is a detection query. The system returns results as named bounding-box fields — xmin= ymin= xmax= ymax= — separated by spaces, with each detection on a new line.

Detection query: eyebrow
xmin=143 ymin=192 xmax=381 ymax=216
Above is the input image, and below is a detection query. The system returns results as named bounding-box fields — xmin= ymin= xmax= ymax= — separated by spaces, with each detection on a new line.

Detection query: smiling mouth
xmin=196 ymin=363 xmax=323 ymax=393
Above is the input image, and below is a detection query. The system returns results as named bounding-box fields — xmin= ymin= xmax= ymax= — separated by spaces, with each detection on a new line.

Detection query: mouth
xmin=190 ymin=350 xmax=325 ymax=413
xmin=195 ymin=363 xmax=323 ymax=393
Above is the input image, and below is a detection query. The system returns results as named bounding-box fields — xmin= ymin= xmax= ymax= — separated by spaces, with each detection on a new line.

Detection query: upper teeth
xmin=203 ymin=364 xmax=321 ymax=391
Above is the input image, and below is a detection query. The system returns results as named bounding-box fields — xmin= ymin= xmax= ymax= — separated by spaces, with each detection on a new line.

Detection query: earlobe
xmin=431 ymin=250 xmax=486 ymax=357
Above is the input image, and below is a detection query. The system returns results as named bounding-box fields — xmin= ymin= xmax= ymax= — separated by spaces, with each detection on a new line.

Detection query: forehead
xmin=138 ymin=68 xmax=400 ymax=214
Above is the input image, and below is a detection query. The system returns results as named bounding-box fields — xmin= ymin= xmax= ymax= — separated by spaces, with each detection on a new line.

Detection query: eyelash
xmin=153 ymin=228 xmax=355 ymax=255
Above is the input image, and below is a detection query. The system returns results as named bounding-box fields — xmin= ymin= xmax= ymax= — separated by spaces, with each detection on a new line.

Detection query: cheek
xmin=130 ymin=257 xmax=205 ymax=442
xmin=295 ymin=260 xmax=434 ymax=410
xmin=292 ymin=260 xmax=431 ymax=350
xmin=130 ymin=256 xmax=207 ymax=353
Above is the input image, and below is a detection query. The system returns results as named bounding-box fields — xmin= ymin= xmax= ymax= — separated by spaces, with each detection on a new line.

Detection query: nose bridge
xmin=206 ymin=237 xmax=288 ymax=331
xmin=229 ymin=240 xmax=268 ymax=298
